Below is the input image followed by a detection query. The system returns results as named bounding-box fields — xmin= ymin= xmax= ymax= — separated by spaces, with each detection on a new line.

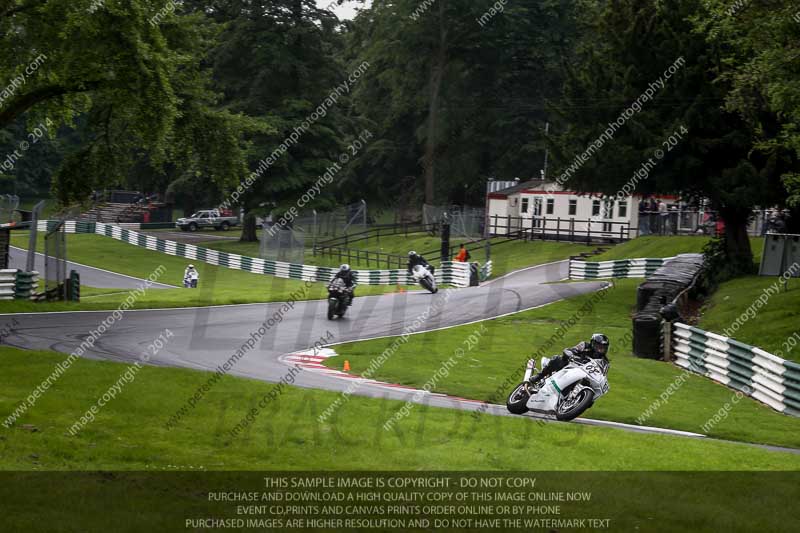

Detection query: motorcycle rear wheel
xmin=506 ymin=382 xmax=531 ymax=414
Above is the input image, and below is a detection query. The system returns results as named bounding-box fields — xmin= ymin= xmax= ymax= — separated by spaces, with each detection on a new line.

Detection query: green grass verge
xmin=3 ymin=232 xmax=398 ymax=311
xmin=591 ymin=235 xmax=765 ymax=265
xmin=698 ymin=275 xmax=800 ymax=362
xmin=330 ymin=280 xmax=800 ymax=449
xmin=1 ymin=346 xmax=798 ymax=471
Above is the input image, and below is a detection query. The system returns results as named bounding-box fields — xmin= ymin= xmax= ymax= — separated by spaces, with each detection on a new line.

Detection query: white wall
xmin=487 ymin=189 xmax=637 ymax=237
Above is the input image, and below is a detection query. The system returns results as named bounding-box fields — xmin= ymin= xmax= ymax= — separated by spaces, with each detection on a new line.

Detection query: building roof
xmin=489 ymin=179 xmax=558 ymax=198
xmin=487 ymin=179 xmax=679 ymax=201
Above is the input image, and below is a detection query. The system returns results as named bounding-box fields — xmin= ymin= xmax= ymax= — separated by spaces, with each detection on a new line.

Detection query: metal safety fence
xmin=34 ymin=221 xmax=477 ymax=287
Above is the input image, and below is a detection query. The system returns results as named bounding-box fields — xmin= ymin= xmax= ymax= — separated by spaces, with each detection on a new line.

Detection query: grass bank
xmin=1 ymin=346 xmax=797 ymax=471
xmin=330 ymin=280 xmax=800 ymax=449
xmin=3 ymin=232 xmax=397 ymax=311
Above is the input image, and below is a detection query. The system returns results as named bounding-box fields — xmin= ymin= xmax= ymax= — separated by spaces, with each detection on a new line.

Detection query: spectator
xmin=638 ymin=198 xmax=650 ymax=236
xmin=658 ymin=200 xmax=668 ymax=235
xmin=648 ymin=197 xmax=658 ymax=234
xmin=669 ymin=205 xmax=679 ymax=235
xmin=454 ymin=244 xmax=470 ymax=262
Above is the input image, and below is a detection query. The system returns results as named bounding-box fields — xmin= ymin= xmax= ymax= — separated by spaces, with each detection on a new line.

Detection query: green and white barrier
xmin=0 ymin=269 xmax=16 ymax=300
xmin=37 ymin=220 xmax=96 ymax=234
xmin=35 ymin=221 xmax=476 ymax=287
xmin=1 ymin=270 xmax=40 ymax=300
xmin=673 ymin=323 xmax=800 ymax=417
xmin=569 ymin=257 xmax=673 ymax=279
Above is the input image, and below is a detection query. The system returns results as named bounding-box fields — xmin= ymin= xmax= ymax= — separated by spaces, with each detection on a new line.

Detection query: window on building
xmin=618 ymin=201 xmax=628 ymax=218
xmin=521 ymin=198 xmax=529 ymax=213
xmin=546 ymin=198 xmax=554 ymax=215
xmin=568 ymin=199 xmax=577 ymax=216
xmin=592 ymin=200 xmax=601 ymax=217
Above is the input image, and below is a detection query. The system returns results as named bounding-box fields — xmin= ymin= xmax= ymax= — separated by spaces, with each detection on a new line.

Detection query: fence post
xmin=556 ymin=217 xmax=561 ymax=242
xmin=587 ymin=219 xmax=592 ymax=245
xmin=663 ymin=321 xmax=673 ymax=362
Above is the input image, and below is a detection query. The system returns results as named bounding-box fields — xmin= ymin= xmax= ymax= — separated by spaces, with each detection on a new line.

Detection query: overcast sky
xmin=317 ymin=0 xmax=372 ymax=20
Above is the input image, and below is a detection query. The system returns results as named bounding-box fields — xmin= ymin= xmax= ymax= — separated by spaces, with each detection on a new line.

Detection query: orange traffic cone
xmin=343 ymin=360 xmax=351 ymax=372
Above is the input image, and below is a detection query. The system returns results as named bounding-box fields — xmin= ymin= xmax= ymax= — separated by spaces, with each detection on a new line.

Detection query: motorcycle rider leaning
xmin=331 ymin=264 xmax=356 ymax=306
xmin=528 ymin=333 xmax=610 ymax=386
xmin=407 ymin=251 xmax=435 ymax=275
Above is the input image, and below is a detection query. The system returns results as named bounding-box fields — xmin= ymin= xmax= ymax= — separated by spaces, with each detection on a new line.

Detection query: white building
xmin=486 ymin=179 xmax=677 ymax=240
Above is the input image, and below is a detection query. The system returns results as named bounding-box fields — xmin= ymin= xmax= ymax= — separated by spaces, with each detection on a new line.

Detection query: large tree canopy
xmin=0 ymin=0 xmax=257 ymax=204
xmin=550 ymin=0 xmax=797 ymax=273
xmin=2 ymin=0 xmax=798 ymax=268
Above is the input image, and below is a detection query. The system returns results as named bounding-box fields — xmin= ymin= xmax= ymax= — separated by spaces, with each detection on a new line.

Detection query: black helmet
xmin=340 ymin=264 xmax=351 ymax=272
xmin=590 ymin=333 xmax=609 ymax=356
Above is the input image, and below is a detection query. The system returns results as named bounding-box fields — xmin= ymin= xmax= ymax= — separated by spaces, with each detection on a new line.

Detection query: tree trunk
xmin=422 ymin=0 xmax=448 ymax=205
xmin=720 ymin=207 xmax=755 ymax=275
xmin=240 ymin=212 xmax=258 ymax=242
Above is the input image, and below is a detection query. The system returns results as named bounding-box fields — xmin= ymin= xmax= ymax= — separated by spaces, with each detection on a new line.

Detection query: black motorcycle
xmin=327 ymin=278 xmax=352 ymax=320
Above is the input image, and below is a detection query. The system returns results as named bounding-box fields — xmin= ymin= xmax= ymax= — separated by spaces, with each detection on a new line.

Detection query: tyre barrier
xmin=0 ymin=269 xmax=15 ymax=300
xmin=33 ymin=221 xmax=476 ymax=287
xmin=673 ymin=322 xmax=800 ymax=417
xmin=0 ymin=270 xmax=40 ymax=300
xmin=630 ymin=254 xmax=706 ymax=359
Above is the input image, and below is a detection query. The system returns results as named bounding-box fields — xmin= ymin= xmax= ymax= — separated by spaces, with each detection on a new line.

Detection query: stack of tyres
xmin=633 ymin=254 xmax=705 ymax=359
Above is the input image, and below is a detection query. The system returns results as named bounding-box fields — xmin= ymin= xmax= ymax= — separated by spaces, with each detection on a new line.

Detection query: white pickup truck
xmin=176 ymin=210 xmax=239 ymax=232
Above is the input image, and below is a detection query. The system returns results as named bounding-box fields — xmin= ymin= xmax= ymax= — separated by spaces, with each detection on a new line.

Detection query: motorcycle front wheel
xmin=555 ymin=387 xmax=594 ymax=421
xmin=327 ymin=299 xmax=337 ymax=320
xmin=506 ymin=382 xmax=531 ymax=414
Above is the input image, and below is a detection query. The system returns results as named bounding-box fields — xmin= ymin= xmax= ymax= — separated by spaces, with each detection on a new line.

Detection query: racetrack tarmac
xmin=4 ymin=259 xmax=798 ymax=454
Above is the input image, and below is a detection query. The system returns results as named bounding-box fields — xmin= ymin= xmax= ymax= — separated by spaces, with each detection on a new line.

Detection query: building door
xmin=532 ymin=197 xmax=543 ymax=228
xmin=602 ymin=199 xmax=614 ymax=232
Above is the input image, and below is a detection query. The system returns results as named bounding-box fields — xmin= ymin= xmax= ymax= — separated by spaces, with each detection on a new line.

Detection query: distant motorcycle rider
xmin=528 ymin=333 xmax=610 ymax=386
xmin=330 ymin=264 xmax=356 ymax=305
xmin=407 ymin=251 xmax=434 ymax=275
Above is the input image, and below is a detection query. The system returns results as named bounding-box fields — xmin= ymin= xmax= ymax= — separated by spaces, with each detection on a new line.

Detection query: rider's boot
xmin=528 ymin=371 xmax=547 ymax=386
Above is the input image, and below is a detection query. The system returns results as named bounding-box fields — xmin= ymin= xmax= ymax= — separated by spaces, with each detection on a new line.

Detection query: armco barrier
xmin=673 ymin=322 xmax=800 ymax=417
xmin=569 ymin=257 xmax=673 ymax=279
xmin=34 ymin=221 xmax=475 ymax=287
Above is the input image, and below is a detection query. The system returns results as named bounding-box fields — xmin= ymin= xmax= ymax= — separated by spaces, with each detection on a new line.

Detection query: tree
xmin=696 ymin=1 xmax=800 ymax=212
xmin=346 ymin=0 xmax=579 ymax=205
xmin=0 ymin=0 xmax=255 ymax=205
xmin=551 ymin=0 xmax=793 ymax=274
xmin=205 ymin=0 xmax=355 ymax=240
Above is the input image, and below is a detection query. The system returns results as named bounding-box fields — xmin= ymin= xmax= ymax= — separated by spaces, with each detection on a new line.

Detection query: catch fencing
xmin=34 ymin=221 xmax=476 ymax=287
xmin=673 ymin=323 xmax=800 ymax=417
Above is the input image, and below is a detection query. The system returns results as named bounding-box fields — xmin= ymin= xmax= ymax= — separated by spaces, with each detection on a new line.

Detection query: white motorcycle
xmin=411 ymin=264 xmax=438 ymax=293
xmin=506 ymin=356 xmax=610 ymax=421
